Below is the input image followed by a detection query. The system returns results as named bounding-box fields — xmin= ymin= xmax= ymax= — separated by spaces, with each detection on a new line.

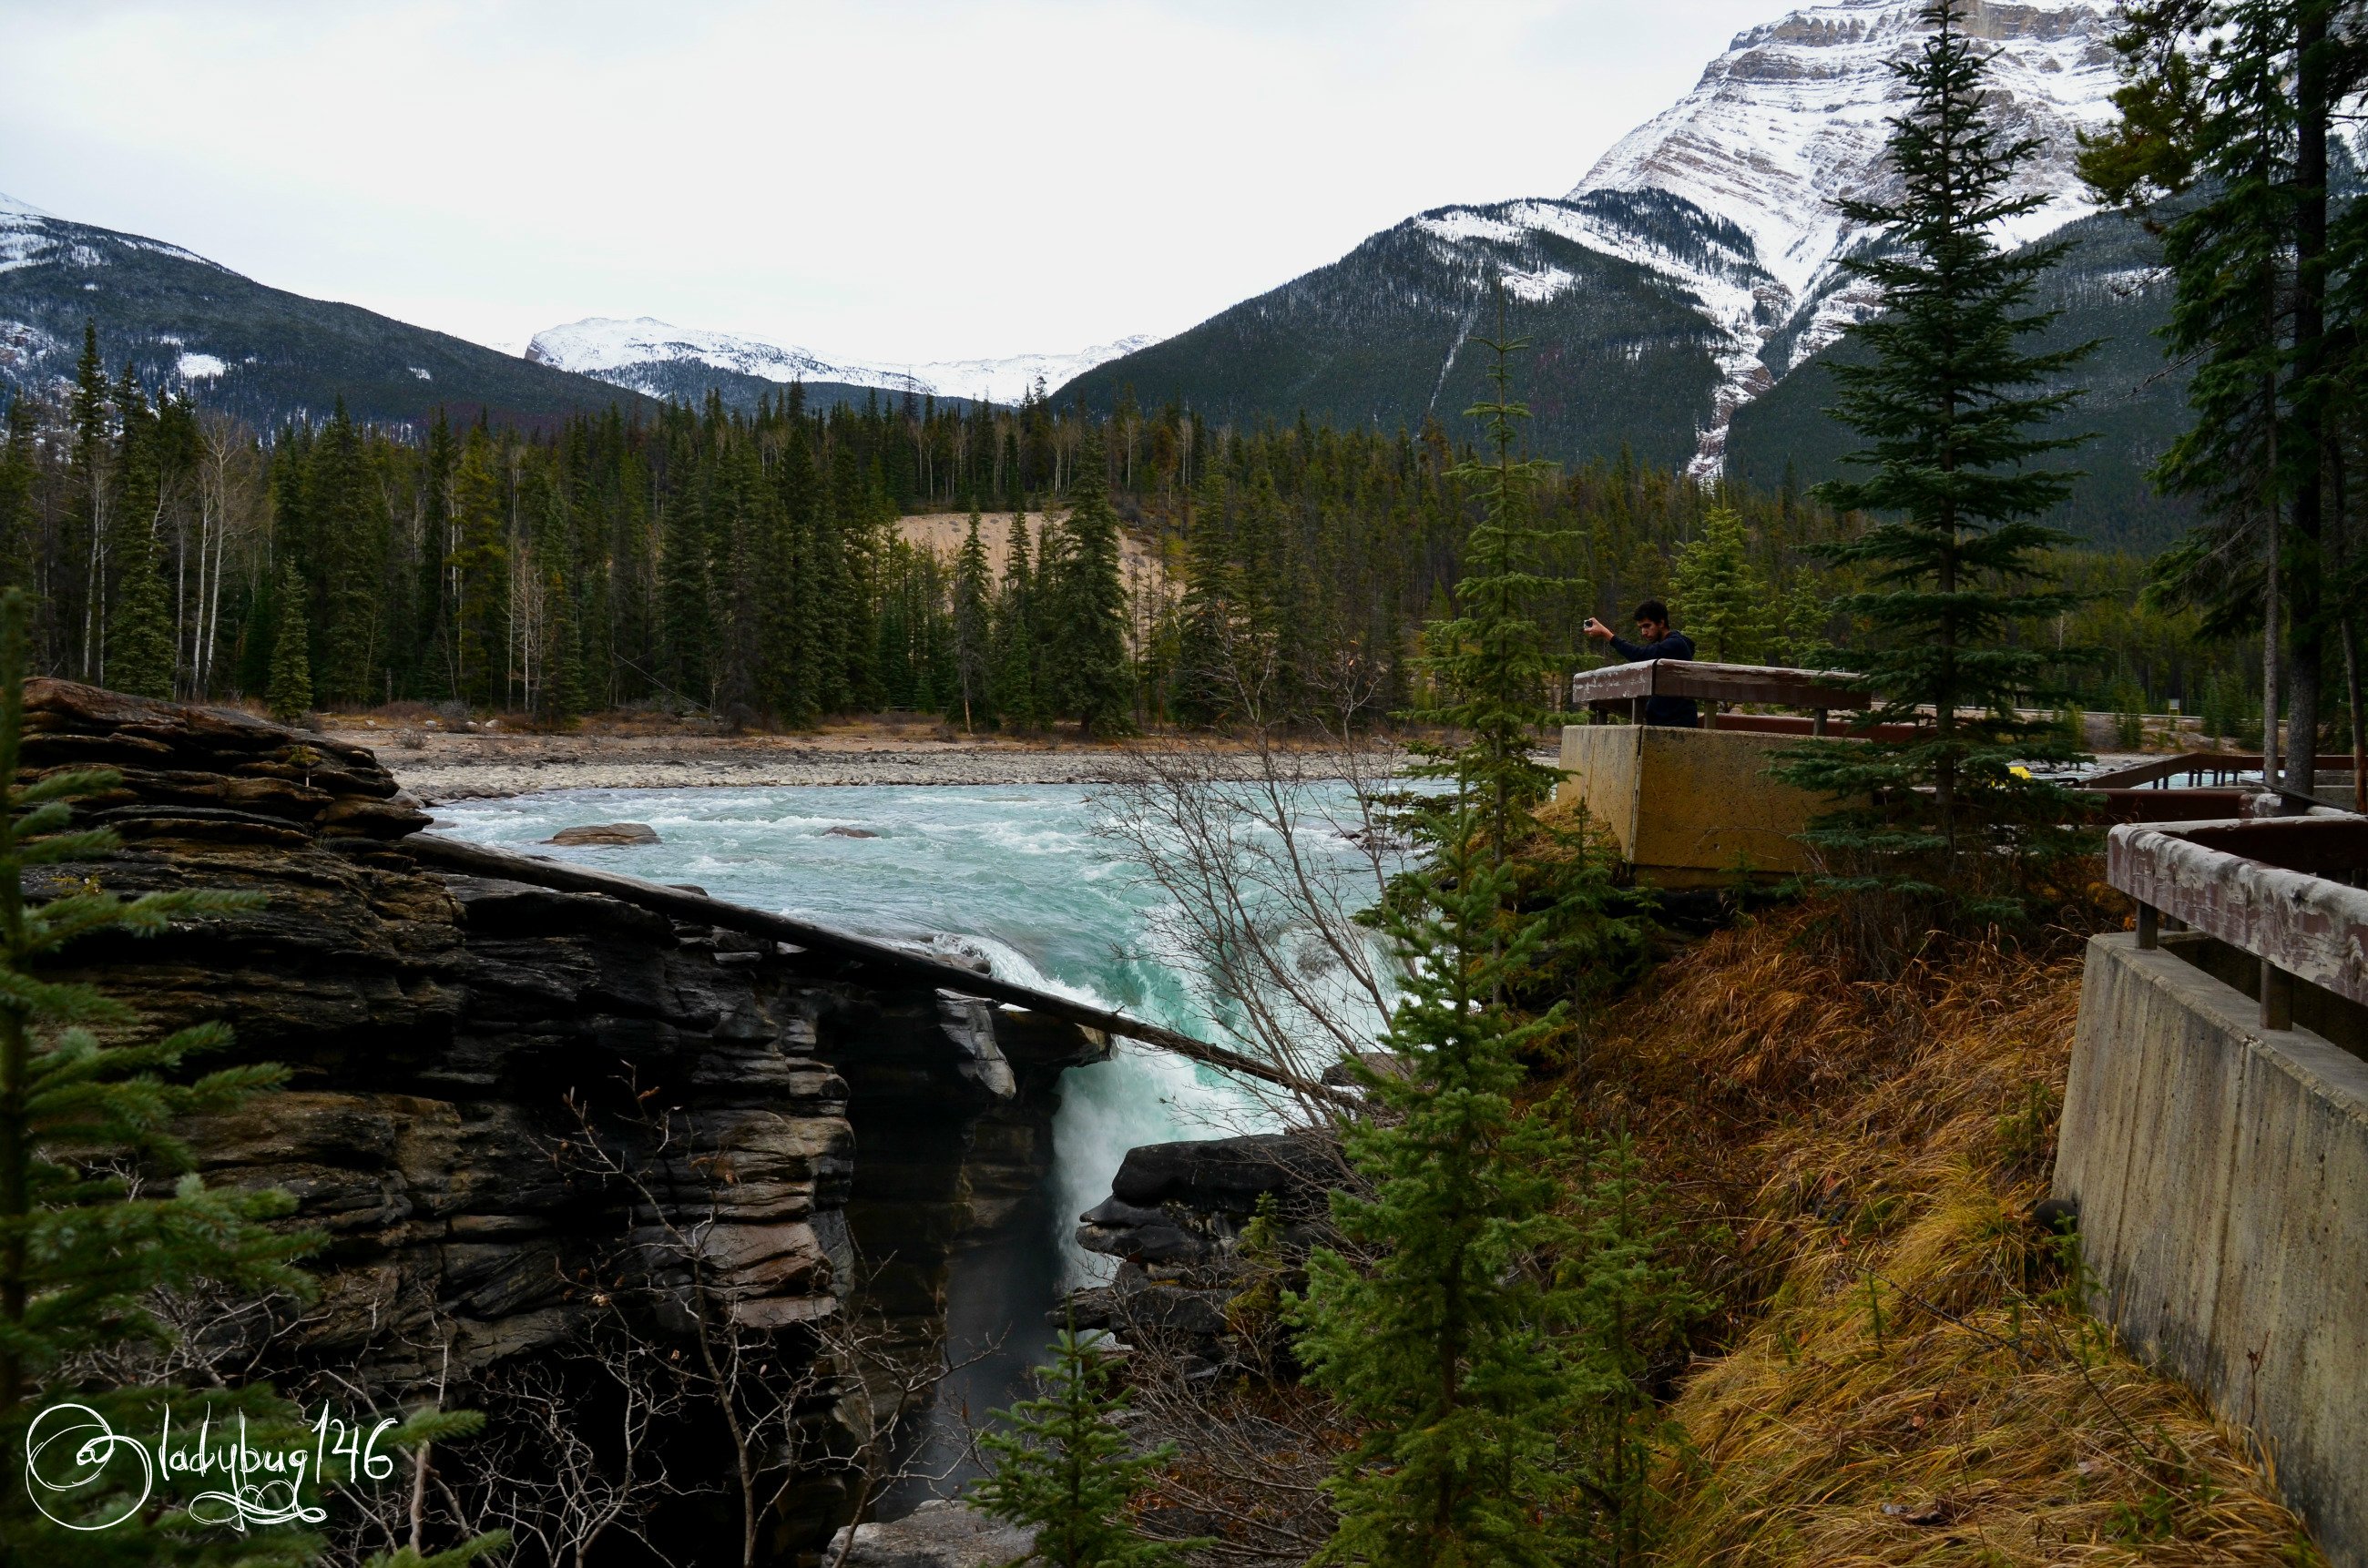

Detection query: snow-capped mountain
xmin=1571 ymin=0 xmax=2119 ymax=464
xmin=526 ymin=316 xmax=1160 ymax=409
xmin=0 ymin=191 xmax=648 ymax=426
xmin=1069 ymin=0 xmax=2126 ymax=479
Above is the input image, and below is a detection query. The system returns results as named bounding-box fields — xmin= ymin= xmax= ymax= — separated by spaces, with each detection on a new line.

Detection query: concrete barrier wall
xmin=2056 ymin=934 xmax=2368 ymax=1566
xmin=1556 ymin=723 xmax=1825 ymax=884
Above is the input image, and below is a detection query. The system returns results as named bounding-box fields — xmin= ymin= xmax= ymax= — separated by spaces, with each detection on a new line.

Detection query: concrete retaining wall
xmin=1556 ymin=723 xmax=1824 ymax=884
xmin=2056 ymin=934 xmax=2368 ymax=1565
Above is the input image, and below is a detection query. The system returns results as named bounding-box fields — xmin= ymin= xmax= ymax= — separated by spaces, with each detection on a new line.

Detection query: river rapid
xmin=433 ymin=780 xmax=1388 ymax=1501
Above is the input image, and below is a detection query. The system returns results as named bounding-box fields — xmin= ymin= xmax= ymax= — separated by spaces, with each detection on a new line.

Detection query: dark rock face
xmin=19 ymin=681 xmax=1106 ymax=1563
xmin=1071 ymin=1132 xmax=1338 ymax=1374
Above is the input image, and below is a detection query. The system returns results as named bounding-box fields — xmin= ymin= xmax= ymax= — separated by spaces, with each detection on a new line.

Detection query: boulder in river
xmin=824 ymin=825 xmax=879 ymax=839
xmin=544 ymin=820 xmax=659 ymax=846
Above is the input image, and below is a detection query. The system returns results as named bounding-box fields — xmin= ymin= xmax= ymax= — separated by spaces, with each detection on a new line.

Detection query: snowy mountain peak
xmin=1571 ymin=0 xmax=2118 ymax=303
xmin=1540 ymin=0 xmax=2121 ymax=473
xmin=0 ymin=193 xmax=55 ymax=221
xmin=526 ymin=316 xmax=1160 ymax=408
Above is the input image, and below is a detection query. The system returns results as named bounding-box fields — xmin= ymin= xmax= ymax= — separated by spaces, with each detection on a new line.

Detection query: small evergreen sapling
xmin=973 ymin=1314 xmax=1203 ymax=1568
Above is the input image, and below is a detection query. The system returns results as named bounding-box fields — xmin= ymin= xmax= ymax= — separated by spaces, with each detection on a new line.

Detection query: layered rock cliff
xmin=21 ymin=681 xmax=1106 ymax=1563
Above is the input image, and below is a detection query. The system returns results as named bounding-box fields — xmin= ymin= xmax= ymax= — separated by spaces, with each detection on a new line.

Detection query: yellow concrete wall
xmin=1557 ymin=723 xmax=1827 ymax=884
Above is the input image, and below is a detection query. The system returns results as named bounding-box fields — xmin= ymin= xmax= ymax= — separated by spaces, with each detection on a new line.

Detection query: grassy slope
xmin=1546 ymin=854 xmax=2317 ymax=1563
xmin=1722 ymin=209 xmax=2195 ymax=555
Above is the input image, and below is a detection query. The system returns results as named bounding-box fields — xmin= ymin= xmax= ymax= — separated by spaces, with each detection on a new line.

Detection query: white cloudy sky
xmin=1 ymin=0 xmax=1781 ymax=362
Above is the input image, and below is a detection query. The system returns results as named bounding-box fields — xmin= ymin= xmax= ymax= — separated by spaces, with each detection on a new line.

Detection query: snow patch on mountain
xmin=526 ymin=317 xmax=1161 ymax=407
xmin=175 ymin=351 xmax=227 ymax=381
xmin=1413 ymin=191 xmax=1783 ymax=477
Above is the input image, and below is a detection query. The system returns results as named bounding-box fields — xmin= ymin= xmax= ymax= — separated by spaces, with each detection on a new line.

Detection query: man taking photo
xmin=1582 ymin=599 xmax=1699 ymax=728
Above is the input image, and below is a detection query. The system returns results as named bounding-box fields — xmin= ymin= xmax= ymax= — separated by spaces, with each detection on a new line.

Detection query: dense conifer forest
xmin=0 ymin=319 xmax=2254 ymax=736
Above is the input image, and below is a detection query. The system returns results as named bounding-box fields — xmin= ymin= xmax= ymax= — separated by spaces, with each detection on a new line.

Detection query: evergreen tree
xmin=266 ymin=564 xmax=313 ymax=723
xmin=1776 ymin=0 xmax=2096 ymax=911
xmin=993 ymin=506 xmax=1039 ymax=730
xmin=0 ymin=586 xmax=322 ymax=1565
xmin=1173 ymin=464 xmax=1243 ymax=724
xmin=446 ymin=426 xmax=507 ymax=708
xmin=972 ymin=1313 xmax=1203 ymax=1568
xmin=1293 ymin=318 xmax=1662 ymax=1568
xmin=1669 ymin=504 xmax=1771 ymax=663
xmin=952 ymin=501 xmax=993 ymax=730
xmin=2082 ymin=0 xmax=2357 ymax=791
xmin=98 ymin=368 xmax=174 ymax=700
xmin=101 ymin=514 xmax=175 ymax=698
xmin=310 ymin=400 xmax=379 ymax=707
xmin=543 ymin=569 xmax=589 ymax=724
xmin=0 ymin=397 xmax=32 ymax=594
xmin=69 ymin=324 xmax=111 ymax=685
xmin=1046 ymin=436 xmax=1133 ymax=737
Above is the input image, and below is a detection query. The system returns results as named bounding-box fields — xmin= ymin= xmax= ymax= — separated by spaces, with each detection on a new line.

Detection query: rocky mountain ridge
xmin=527 ymin=316 xmax=1160 ymax=411
xmin=0 ymin=192 xmax=648 ymax=429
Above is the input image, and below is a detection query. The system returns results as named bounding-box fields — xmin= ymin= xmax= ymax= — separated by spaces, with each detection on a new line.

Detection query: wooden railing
xmin=2110 ymin=816 xmax=2368 ymax=1029
xmin=1568 ymin=658 xmax=1873 ymax=730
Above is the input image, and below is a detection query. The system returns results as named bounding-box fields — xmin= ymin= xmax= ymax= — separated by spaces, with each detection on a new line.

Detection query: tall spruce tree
xmin=1047 ymin=435 xmax=1133 ymax=736
xmin=1669 ymin=504 xmax=1771 ymax=664
xmin=1293 ymin=318 xmax=1661 ymax=1568
xmin=2081 ymin=0 xmax=2359 ymax=792
xmin=446 ymin=426 xmax=506 ymax=708
xmin=69 ymin=324 xmax=111 ymax=686
xmin=992 ymin=506 xmax=1039 ymax=730
xmin=101 ymin=514 xmax=175 ymax=699
xmin=952 ymin=501 xmax=993 ymax=730
xmin=0 ymin=397 xmax=32 ymax=594
xmin=1173 ymin=464 xmax=1242 ymax=725
xmin=1777 ymin=0 xmax=2096 ymax=911
xmin=266 ymin=564 xmax=313 ymax=724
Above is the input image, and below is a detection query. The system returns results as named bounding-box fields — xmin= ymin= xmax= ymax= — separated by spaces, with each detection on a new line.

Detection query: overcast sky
xmin=1 ymin=1 xmax=1782 ymax=362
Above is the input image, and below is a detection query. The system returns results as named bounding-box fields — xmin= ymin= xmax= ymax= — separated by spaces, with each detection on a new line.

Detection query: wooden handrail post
xmin=2136 ymin=903 xmax=2159 ymax=950
xmin=2261 ymin=958 xmax=2294 ymax=1031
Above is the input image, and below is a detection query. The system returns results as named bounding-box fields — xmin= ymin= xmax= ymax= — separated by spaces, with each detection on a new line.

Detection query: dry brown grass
xmin=1560 ymin=908 xmax=2322 ymax=1565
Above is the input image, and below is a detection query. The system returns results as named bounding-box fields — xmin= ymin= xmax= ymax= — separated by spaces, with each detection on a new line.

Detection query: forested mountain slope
xmin=0 ymin=192 xmax=648 ymax=427
xmin=1059 ymin=191 xmax=1754 ymax=473
xmin=1723 ymin=209 xmax=2191 ymax=553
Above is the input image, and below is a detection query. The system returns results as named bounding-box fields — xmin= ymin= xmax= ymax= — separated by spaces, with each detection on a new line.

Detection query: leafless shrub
xmin=1096 ymin=637 xmax=1410 ymax=1135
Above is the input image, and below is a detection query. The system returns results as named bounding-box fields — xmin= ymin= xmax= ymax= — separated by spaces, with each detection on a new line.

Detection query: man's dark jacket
xmin=1607 ymin=628 xmax=1699 ymax=727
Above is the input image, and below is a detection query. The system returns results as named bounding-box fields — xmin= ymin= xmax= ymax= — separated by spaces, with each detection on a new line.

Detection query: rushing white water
xmin=429 ymin=782 xmax=1380 ymax=1280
